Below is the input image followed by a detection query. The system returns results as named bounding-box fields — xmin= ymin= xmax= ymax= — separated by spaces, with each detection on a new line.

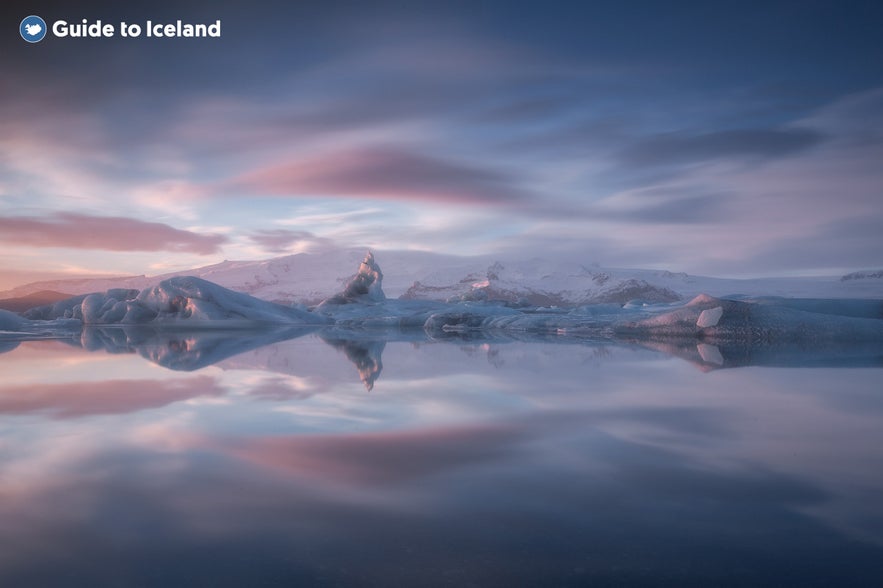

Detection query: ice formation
xmin=2 ymin=253 xmax=881 ymax=347
xmin=616 ymin=294 xmax=883 ymax=342
xmin=318 ymin=251 xmax=386 ymax=307
xmin=5 ymin=248 xmax=883 ymax=305
xmin=0 ymin=309 xmax=80 ymax=337
xmin=24 ymin=277 xmax=326 ymax=327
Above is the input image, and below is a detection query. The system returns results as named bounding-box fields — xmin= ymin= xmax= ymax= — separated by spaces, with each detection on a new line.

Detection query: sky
xmin=1 ymin=0 xmax=882 ymax=290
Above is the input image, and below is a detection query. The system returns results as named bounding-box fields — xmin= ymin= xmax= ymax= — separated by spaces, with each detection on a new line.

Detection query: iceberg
xmin=0 ymin=309 xmax=80 ymax=337
xmin=24 ymin=277 xmax=328 ymax=327
xmin=616 ymin=294 xmax=883 ymax=342
xmin=317 ymin=251 xmax=386 ymax=307
xmin=4 ymin=254 xmax=881 ymax=349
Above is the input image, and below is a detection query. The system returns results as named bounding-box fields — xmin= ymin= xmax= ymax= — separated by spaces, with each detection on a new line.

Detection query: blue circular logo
xmin=20 ymin=15 xmax=47 ymax=43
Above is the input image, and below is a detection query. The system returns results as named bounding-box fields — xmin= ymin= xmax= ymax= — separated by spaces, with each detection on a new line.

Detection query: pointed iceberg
xmin=318 ymin=251 xmax=386 ymax=307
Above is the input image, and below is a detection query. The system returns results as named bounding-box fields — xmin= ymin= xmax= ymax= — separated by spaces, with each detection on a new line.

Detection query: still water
xmin=1 ymin=329 xmax=882 ymax=587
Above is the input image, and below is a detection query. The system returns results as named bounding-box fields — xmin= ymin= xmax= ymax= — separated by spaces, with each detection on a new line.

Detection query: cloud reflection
xmin=0 ymin=375 xmax=223 ymax=418
xmin=2 ymin=399 xmax=882 ymax=587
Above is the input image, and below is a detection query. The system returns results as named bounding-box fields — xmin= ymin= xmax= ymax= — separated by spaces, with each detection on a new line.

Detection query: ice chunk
xmin=697 ymin=306 xmax=723 ymax=328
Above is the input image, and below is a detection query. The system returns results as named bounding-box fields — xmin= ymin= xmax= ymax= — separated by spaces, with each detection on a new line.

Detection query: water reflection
xmin=0 ymin=332 xmax=882 ymax=586
xmin=79 ymin=325 xmax=320 ymax=371
xmin=321 ymin=335 xmax=385 ymax=390
xmin=3 ymin=326 xmax=882 ymax=380
xmin=0 ymin=375 xmax=224 ymax=418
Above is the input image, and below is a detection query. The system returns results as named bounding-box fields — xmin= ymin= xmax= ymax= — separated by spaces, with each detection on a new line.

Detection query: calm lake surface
xmin=1 ymin=329 xmax=882 ymax=587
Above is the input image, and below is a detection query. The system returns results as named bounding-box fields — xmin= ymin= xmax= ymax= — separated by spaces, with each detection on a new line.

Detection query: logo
xmin=20 ymin=15 xmax=47 ymax=43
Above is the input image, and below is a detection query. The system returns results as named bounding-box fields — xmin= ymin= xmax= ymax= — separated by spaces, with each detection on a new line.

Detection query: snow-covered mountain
xmin=3 ymin=248 xmax=882 ymax=305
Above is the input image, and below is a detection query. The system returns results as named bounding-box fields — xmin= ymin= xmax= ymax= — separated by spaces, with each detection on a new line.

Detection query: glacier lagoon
xmin=1 ymin=328 xmax=882 ymax=587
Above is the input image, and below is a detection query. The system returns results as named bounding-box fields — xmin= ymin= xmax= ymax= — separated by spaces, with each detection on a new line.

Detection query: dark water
xmin=1 ymin=329 xmax=882 ymax=587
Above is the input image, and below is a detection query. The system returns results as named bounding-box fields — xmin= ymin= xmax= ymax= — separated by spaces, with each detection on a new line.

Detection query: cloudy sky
xmin=2 ymin=0 xmax=882 ymax=289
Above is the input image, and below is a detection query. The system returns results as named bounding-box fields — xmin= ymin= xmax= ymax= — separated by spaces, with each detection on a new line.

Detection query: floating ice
xmin=24 ymin=277 xmax=326 ymax=327
xmin=697 ymin=306 xmax=723 ymax=328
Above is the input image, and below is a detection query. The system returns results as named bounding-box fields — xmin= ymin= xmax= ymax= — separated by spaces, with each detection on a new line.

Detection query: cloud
xmin=618 ymin=127 xmax=826 ymax=167
xmin=731 ymin=216 xmax=883 ymax=273
xmin=247 ymin=229 xmax=334 ymax=254
xmin=0 ymin=213 xmax=228 ymax=255
xmin=592 ymin=193 xmax=727 ymax=224
xmin=229 ymin=147 xmax=529 ymax=205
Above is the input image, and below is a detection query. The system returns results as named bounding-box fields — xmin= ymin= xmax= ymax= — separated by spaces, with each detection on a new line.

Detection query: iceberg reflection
xmin=3 ymin=326 xmax=874 ymax=387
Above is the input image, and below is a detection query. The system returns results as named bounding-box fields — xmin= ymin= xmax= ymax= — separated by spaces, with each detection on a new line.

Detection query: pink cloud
xmin=0 ymin=213 xmax=227 ymax=255
xmin=229 ymin=147 xmax=527 ymax=205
